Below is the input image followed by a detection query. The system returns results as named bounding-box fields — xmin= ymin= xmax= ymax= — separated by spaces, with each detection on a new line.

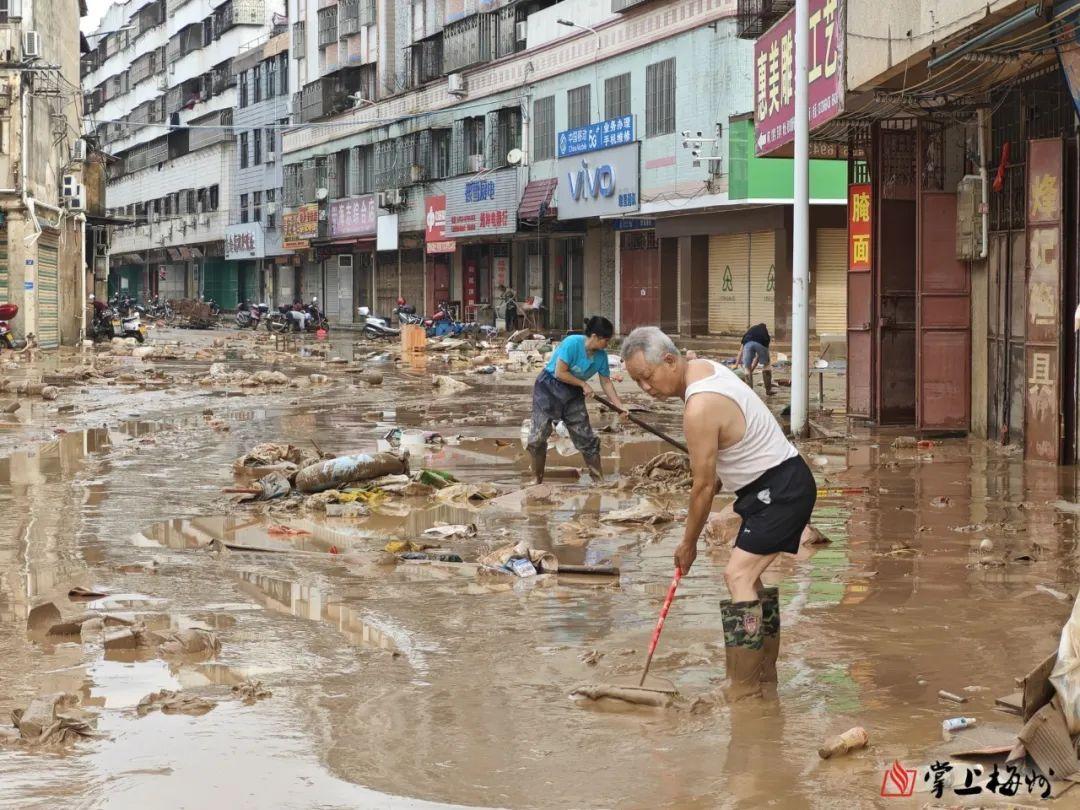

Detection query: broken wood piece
xmin=938 ymin=690 xmax=968 ymax=704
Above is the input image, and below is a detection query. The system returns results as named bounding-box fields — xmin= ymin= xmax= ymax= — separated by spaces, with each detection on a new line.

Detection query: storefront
xmin=424 ymin=194 xmax=455 ymax=316
xmin=444 ymin=168 xmax=520 ymax=324
xmin=318 ymin=195 xmax=377 ymax=324
xmin=225 ymin=223 xmax=265 ymax=306
xmin=282 ymin=204 xmax=319 ymax=307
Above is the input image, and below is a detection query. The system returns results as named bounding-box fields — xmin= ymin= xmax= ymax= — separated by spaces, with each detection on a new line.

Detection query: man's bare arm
xmin=674 ymin=397 xmax=721 ymax=575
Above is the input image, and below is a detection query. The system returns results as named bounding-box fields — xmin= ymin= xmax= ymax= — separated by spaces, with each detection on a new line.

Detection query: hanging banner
xmin=848 ymin=183 xmax=871 ymax=272
xmin=754 ymin=0 xmax=845 ymax=155
xmin=424 ymin=194 xmax=455 ymax=254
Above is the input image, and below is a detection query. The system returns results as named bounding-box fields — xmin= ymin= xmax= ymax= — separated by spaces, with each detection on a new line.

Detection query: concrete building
xmin=83 ymin=0 xmax=286 ymax=309
xmin=227 ymin=31 xmax=290 ymax=306
xmin=0 ymin=0 xmax=89 ymax=348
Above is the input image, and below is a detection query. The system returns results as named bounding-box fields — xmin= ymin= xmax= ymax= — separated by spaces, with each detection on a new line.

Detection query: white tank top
xmin=683 ymin=360 xmax=799 ymax=492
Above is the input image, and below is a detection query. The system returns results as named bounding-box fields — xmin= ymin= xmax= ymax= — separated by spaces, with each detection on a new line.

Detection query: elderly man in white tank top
xmin=621 ymin=327 xmax=817 ymax=700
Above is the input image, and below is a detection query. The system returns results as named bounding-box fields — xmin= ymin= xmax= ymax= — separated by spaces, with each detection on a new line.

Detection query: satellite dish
xmin=506 ymin=148 xmax=524 ymax=165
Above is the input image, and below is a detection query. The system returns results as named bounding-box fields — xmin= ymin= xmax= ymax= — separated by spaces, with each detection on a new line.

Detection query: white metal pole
xmin=791 ymin=0 xmax=811 ymax=437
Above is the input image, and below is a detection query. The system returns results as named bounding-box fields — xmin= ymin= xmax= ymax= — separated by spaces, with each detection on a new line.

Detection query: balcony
xmin=340 ymin=0 xmax=375 ymax=35
xmin=296 ymin=66 xmax=373 ymax=123
xmin=736 ymin=0 xmax=793 ymax=39
xmin=317 ymin=6 xmax=337 ymax=47
xmin=215 ymin=0 xmax=264 ymax=38
xmin=443 ymin=13 xmax=492 ymax=74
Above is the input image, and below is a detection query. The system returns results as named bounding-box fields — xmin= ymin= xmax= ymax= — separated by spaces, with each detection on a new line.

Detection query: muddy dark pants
xmin=527 ymin=370 xmax=601 ymax=477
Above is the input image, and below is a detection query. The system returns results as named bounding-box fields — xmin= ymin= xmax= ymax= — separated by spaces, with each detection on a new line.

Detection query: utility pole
xmin=790 ymin=0 xmax=810 ymax=437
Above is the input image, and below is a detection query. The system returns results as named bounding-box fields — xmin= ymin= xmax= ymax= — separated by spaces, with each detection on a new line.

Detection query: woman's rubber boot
xmin=762 ymin=369 xmax=775 ymax=396
xmin=584 ymin=454 xmax=604 ymax=483
xmin=528 ymin=445 xmax=546 ymax=484
xmin=758 ymin=587 xmax=780 ymax=698
xmin=720 ymin=600 xmax=765 ymax=702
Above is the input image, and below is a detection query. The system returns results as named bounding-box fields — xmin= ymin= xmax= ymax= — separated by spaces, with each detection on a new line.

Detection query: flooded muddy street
xmin=1 ymin=328 xmax=1077 ymax=808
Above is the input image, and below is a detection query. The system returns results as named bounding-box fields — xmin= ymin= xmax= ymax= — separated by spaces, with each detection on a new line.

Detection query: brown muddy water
xmin=0 ymin=329 xmax=1078 ymax=808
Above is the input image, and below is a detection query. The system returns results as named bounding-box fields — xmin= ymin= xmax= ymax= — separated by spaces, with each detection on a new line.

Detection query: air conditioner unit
xmin=61 ymin=174 xmax=81 ymax=198
xmin=266 ymin=150 xmax=276 ymax=162
xmin=467 ymin=154 xmax=484 ymax=172
xmin=377 ymin=188 xmax=402 ymax=209
xmin=22 ymin=31 xmax=39 ymax=60
xmin=338 ymin=254 xmax=352 ymax=270
xmin=447 ymin=72 xmax=465 ymax=96
xmin=515 ymin=21 xmax=528 ymax=43
xmin=71 ymin=139 xmax=87 ymax=162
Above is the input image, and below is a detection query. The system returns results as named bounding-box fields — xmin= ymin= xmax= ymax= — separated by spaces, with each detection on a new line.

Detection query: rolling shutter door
xmin=815 ymin=228 xmax=847 ymax=336
xmin=337 ymin=257 xmax=354 ymax=324
xmin=302 ymin=263 xmax=322 ymax=303
xmin=37 ymin=235 xmax=59 ymax=348
xmin=0 ymin=226 xmax=7 ymax=303
xmin=749 ymin=230 xmax=775 ymax=328
xmin=324 ymin=260 xmax=339 ymax=321
xmin=708 ymin=233 xmax=749 ymax=334
xmin=399 ymin=250 xmax=425 ymax=314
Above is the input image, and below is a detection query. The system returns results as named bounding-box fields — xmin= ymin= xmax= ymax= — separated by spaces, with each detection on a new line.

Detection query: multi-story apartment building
xmin=83 ymin=0 xmax=286 ymax=308
xmin=277 ymin=0 xmax=852 ymax=340
xmin=0 ymin=1 xmax=89 ymax=348
xmin=226 ymin=31 xmax=290 ymax=305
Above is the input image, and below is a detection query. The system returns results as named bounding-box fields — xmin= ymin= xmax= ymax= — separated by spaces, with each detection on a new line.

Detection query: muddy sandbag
xmin=26 ymin=601 xmax=61 ymax=632
xmin=479 ymin=540 xmax=558 ymax=573
xmin=244 ymin=370 xmax=289 ymax=386
xmin=255 ymin=471 xmax=292 ymax=501
xmin=295 ymin=452 xmax=408 ymax=494
xmin=232 ymin=679 xmax=272 ymax=704
xmin=569 ymin=684 xmax=673 ymax=708
xmin=601 ymin=499 xmax=674 ymax=525
xmin=157 ymin=628 xmax=221 ymax=657
xmin=436 ymin=482 xmax=498 ymax=506
xmin=137 ymin=689 xmax=216 ymax=717
xmin=233 ymin=443 xmax=319 ymax=476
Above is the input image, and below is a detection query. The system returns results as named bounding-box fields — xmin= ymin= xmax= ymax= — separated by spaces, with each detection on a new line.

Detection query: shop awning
xmin=518 ymin=178 xmax=558 ymax=220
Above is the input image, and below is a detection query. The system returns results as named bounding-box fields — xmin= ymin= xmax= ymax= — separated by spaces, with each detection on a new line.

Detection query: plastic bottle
xmin=942 ymin=717 xmax=977 ymax=733
xmin=818 ymin=726 xmax=869 ymax=759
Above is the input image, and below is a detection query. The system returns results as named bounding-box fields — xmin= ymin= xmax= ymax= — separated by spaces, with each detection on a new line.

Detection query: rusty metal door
xmin=875 ymin=124 xmax=918 ymax=424
xmin=619 ymin=230 xmax=661 ymax=333
xmin=917 ymin=192 xmax=971 ymax=430
xmin=1024 ymin=137 xmax=1065 ymax=462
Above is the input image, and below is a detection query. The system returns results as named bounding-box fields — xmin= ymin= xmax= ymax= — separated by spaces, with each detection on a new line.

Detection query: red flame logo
xmin=881 ymin=760 xmax=916 ymax=797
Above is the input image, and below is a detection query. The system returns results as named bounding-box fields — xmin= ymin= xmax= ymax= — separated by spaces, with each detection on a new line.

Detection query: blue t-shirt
xmin=545 ymin=334 xmax=611 ymax=382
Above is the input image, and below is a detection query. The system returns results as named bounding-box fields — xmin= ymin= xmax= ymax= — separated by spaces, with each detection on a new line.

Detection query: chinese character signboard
xmin=557 ymin=116 xmax=635 ymax=158
xmin=282 ymin=203 xmax=319 ymax=249
xmin=754 ymin=0 xmax=844 ymax=156
xmin=328 ymin=195 xmax=376 ymax=238
xmin=424 ymin=194 xmax=455 ymax=254
xmin=225 ymin=223 xmax=265 ymax=260
xmin=848 ymin=183 xmax=871 ymax=272
xmin=556 ymin=142 xmax=640 ymax=220
xmin=444 ymin=168 xmax=519 ymax=237
xmin=1025 ymin=138 xmax=1064 ymax=463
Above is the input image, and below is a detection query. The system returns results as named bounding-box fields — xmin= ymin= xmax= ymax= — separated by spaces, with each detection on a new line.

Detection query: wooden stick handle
xmin=593 ymin=394 xmax=689 ymax=454
xmin=639 ymin=569 xmax=682 ymax=686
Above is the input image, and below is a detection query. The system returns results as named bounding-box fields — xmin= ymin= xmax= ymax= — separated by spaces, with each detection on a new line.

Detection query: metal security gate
xmin=707 ymin=234 xmax=749 ymax=333
xmin=815 ymin=228 xmax=847 ymax=337
xmin=37 ymin=235 xmax=59 ymax=348
xmin=324 ymin=260 xmax=339 ymax=322
xmin=619 ymin=230 xmax=660 ymax=333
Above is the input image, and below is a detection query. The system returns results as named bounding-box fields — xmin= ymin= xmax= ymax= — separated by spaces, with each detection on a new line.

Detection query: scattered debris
xmin=938 ymin=690 xmax=968 ymax=704
xmin=1037 ymin=584 xmax=1070 ymax=601
xmin=432 ymin=374 xmax=471 ymax=395
xmin=818 ymin=727 xmax=869 ymax=759
xmin=232 ymin=679 xmax=272 ymax=704
xmin=570 ymin=684 xmax=673 ymax=708
xmin=10 ymin=693 xmax=97 ymax=747
xmin=580 ymin=650 xmax=604 ymax=666
xmin=601 ymin=499 xmax=673 ymax=525
xmin=435 ymin=482 xmax=498 ymax=505
xmin=421 ymin=523 xmax=478 ymax=540
xmin=68 ymin=585 xmax=108 ymax=600
xmin=931 ymin=496 xmax=953 ymax=508
xmin=479 ymin=541 xmax=558 ymax=574
xmin=294 ymin=452 xmax=408 ymax=494
xmin=136 ymin=689 xmax=216 ymax=717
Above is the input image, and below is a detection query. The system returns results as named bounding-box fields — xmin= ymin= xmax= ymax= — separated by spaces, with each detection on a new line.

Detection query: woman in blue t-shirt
xmin=526 ymin=316 xmax=627 ymax=483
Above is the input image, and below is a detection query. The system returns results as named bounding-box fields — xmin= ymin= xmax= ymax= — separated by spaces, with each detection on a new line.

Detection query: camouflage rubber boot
xmin=528 ymin=445 xmax=547 ymax=484
xmin=583 ymin=454 xmax=604 ymax=483
xmin=758 ymin=586 xmax=780 ymax=684
xmin=762 ymin=369 xmax=775 ymax=396
xmin=720 ymin=599 xmax=765 ymax=701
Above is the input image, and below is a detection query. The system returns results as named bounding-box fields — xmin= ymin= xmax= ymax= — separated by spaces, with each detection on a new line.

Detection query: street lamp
xmin=556 ymin=18 xmax=601 ymax=52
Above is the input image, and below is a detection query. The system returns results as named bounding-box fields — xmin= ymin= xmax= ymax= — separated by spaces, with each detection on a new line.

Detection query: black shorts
xmin=732 ymin=455 xmax=817 ymax=556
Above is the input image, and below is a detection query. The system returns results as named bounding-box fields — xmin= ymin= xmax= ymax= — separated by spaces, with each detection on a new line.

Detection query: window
xmin=432 ymin=129 xmax=450 ymax=178
xmin=253 ymin=190 xmax=262 ymax=223
xmin=253 ymin=64 xmax=263 ymax=104
xmin=605 ymin=73 xmax=631 ymax=120
xmin=209 ymin=184 xmax=219 ymax=210
xmin=353 ymin=144 xmax=373 ymax=193
xmin=240 ymin=193 xmax=249 ymax=223
xmin=266 ymin=57 xmax=277 ymax=99
xmin=265 ymin=127 xmax=275 ymax=160
xmin=568 ymin=85 xmax=591 ymax=130
xmin=239 ymin=71 xmax=248 ymax=107
xmin=293 ymin=22 xmax=306 ymax=55
xmin=646 ymin=58 xmax=676 ymax=137
xmin=266 ymin=188 xmax=276 ymax=228
xmin=533 ymin=96 xmax=554 ymax=161
xmin=253 ymin=128 xmax=262 ymax=164
xmin=239 ymin=131 xmax=249 ymax=168
xmin=465 ymin=116 xmax=484 ymax=159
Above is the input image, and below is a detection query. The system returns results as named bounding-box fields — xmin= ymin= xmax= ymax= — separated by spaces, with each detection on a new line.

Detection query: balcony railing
xmin=736 ymin=0 xmax=793 ymax=39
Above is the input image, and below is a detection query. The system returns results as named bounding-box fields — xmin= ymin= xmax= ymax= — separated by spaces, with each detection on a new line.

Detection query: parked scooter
xmin=146 ymin=295 xmax=173 ymax=322
xmin=266 ymin=298 xmax=328 ymax=333
xmin=88 ymin=295 xmax=115 ymax=342
xmin=202 ymin=296 xmax=222 ymax=316
xmin=0 ymin=302 xmax=28 ymax=350
xmin=393 ymin=297 xmax=423 ymax=326
xmin=358 ymin=306 xmax=400 ymax=339
xmin=235 ymin=300 xmax=269 ymax=330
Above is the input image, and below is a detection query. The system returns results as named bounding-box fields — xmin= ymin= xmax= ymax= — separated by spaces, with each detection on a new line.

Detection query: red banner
xmin=848 ymin=183 xmax=871 ymax=272
xmin=425 ymin=194 xmax=455 ymax=254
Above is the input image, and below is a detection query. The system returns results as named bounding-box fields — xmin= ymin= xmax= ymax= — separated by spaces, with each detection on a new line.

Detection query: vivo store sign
xmin=556 ymin=141 xmax=640 ymax=220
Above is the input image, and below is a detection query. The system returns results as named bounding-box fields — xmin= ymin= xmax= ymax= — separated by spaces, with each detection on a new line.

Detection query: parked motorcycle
xmin=202 ymin=296 xmax=222 ymax=316
xmin=236 ymin=300 xmax=269 ymax=330
xmin=266 ymin=299 xmax=328 ymax=333
xmin=425 ymin=301 xmax=464 ymax=338
xmin=146 ymin=295 xmax=173 ymax=322
xmin=88 ymin=295 xmax=115 ymax=342
xmin=358 ymin=306 xmax=400 ymax=339
xmin=0 ymin=302 xmax=28 ymax=350
xmin=393 ymin=297 xmax=422 ymax=326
